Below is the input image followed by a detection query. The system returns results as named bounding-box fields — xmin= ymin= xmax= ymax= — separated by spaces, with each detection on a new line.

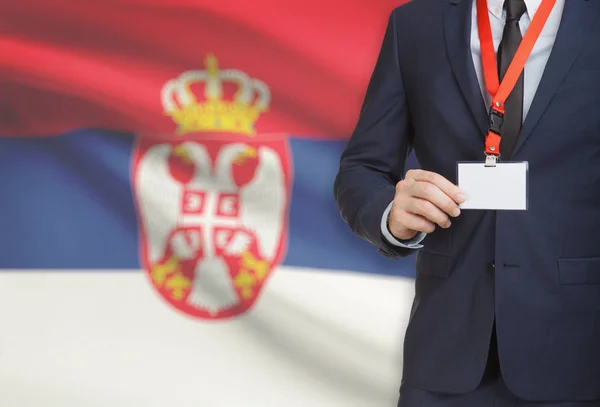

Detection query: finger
xmin=406 ymin=169 xmax=465 ymax=204
xmin=411 ymin=182 xmax=461 ymax=218
xmin=405 ymin=197 xmax=452 ymax=228
xmin=391 ymin=210 xmax=436 ymax=235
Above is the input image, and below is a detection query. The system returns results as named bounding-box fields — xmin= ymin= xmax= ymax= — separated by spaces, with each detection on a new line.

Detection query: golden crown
xmin=161 ymin=54 xmax=270 ymax=135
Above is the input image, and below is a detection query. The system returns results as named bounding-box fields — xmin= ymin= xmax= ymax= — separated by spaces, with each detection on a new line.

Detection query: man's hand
xmin=388 ymin=170 xmax=466 ymax=241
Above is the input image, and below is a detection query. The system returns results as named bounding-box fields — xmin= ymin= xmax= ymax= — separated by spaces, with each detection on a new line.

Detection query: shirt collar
xmin=487 ymin=0 xmax=543 ymax=20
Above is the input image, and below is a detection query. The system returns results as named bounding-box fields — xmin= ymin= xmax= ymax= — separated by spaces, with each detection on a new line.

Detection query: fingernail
xmin=444 ymin=221 xmax=452 ymax=228
xmin=453 ymin=208 xmax=461 ymax=217
xmin=456 ymin=194 xmax=466 ymax=203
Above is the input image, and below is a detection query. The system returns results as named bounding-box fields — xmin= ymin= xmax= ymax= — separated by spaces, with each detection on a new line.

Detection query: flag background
xmin=0 ymin=1 xmax=419 ymax=405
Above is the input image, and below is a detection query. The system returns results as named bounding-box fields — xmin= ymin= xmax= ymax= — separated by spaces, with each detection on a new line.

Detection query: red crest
xmin=132 ymin=134 xmax=291 ymax=320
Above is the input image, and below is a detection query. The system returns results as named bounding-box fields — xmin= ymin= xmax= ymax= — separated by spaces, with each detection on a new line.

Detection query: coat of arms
xmin=132 ymin=55 xmax=291 ymax=319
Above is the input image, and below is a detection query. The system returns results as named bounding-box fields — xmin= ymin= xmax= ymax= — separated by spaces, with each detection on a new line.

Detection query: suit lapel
xmin=513 ymin=0 xmax=600 ymax=156
xmin=444 ymin=0 xmax=489 ymax=137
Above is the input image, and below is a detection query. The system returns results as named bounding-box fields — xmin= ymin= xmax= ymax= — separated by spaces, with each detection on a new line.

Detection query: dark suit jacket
xmin=334 ymin=0 xmax=600 ymax=401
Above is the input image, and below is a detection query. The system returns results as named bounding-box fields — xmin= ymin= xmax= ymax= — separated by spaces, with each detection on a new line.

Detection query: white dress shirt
xmin=381 ymin=0 xmax=565 ymax=248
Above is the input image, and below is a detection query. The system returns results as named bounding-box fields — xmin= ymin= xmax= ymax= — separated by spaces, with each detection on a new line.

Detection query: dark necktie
xmin=497 ymin=0 xmax=527 ymax=159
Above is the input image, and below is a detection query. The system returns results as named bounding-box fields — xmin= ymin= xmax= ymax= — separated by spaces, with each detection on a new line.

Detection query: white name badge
xmin=457 ymin=161 xmax=528 ymax=210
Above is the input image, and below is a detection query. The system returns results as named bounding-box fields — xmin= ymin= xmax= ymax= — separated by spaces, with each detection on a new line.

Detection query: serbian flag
xmin=0 ymin=2 xmax=417 ymax=405
xmin=0 ymin=0 xmax=416 ymax=273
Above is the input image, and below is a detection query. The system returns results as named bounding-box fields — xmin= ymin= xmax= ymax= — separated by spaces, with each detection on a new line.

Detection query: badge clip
xmin=485 ymin=154 xmax=498 ymax=167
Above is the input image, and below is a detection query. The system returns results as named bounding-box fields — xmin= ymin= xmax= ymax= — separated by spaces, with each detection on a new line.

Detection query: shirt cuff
xmin=380 ymin=202 xmax=426 ymax=248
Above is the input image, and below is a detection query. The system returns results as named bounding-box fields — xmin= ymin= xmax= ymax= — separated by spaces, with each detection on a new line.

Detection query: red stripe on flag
xmin=0 ymin=0 xmax=407 ymax=138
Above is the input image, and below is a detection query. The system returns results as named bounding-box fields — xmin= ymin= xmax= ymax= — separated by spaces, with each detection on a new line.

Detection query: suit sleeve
xmin=333 ymin=10 xmax=415 ymax=259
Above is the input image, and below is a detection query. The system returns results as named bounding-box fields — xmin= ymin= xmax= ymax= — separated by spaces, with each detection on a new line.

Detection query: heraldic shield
xmin=132 ymin=54 xmax=291 ymax=320
xmin=133 ymin=136 xmax=291 ymax=320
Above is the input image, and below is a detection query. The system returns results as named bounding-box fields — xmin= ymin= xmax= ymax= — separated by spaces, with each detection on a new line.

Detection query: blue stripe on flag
xmin=0 ymin=131 xmax=416 ymax=277
xmin=287 ymin=138 xmax=416 ymax=277
xmin=0 ymin=130 xmax=139 ymax=269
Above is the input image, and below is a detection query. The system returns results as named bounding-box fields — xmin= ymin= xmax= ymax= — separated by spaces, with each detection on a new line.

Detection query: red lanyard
xmin=477 ymin=0 xmax=556 ymax=158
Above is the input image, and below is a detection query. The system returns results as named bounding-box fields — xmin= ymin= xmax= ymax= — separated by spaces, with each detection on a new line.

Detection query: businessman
xmin=334 ymin=0 xmax=600 ymax=405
